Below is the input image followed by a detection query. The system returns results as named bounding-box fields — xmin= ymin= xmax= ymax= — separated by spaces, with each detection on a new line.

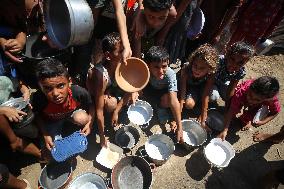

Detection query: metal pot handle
xmin=104 ymin=177 xmax=112 ymax=188
xmin=138 ymin=148 xmax=148 ymax=158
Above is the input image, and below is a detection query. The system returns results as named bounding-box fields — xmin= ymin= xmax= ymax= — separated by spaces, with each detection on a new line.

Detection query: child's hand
xmin=81 ymin=121 xmax=92 ymax=136
xmin=4 ymin=39 xmax=24 ymax=53
xmin=44 ymin=135 xmax=54 ymax=151
xmin=0 ymin=106 xmax=27 ymax=122
xmin=218 ymin=129 xmax=228 ymax=141
xmin=100 ymin=135 xmax=109 ymax=148
xmin=176 ymin=129 xmax=184 ymax=144
xmin=111 ymin=111 xmax=119 ymax=127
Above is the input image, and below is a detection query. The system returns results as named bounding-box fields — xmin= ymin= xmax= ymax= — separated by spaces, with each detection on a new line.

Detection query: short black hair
xmin=250 ymin=76 xmax=280 ymax=98
xmin=144 ymin=46 xmax=169 ymax=64
xmin=227 ymin=42 xmax=254 ymax=57
xmin=101 ymin=32 xmax=121 ymax=53
xmin=35 ymin=58 xmax=69 ymax=81
xmin=143 ymin=0 xmax=172 ymax=11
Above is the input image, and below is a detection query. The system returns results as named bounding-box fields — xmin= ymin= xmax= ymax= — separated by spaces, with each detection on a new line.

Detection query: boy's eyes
xmin=57 ymin=83 xmax=65 ymax=89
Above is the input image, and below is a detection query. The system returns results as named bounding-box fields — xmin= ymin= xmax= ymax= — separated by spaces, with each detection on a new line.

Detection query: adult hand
xmin=176 ymin=129 xmax=184 ymax=144
xmin=122 ymin=46 xmax=132 ymax=65
xmin=44 ymin=135 xmax=54 ymax=151
xmin=130 ymin=92 xmax=139 ymax=104
xmin=4 ymin=51 xmax=23 ymax=63
xmin=100 ymin=135 xmax=108 ymax=148
xmin=5 ymin=39 xmax=24 ymax=53
xmin=0 ymin=106 xmax=27 ymax=122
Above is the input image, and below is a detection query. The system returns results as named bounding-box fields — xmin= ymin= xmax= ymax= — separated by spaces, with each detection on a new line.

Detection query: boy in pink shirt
xmin=218 ymin=76 xmax=281 ymax=140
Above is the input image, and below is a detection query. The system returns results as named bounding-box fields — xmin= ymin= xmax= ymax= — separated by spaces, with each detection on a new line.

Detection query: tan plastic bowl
xmin=115 ymin=57 xmax=150 ymax=92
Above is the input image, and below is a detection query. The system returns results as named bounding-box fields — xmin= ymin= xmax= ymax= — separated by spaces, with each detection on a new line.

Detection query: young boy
xmin=131 ymin=0 xmax=173 ymax=57
xmin=89 ymin=0 xmax=132 ymax=65
xmin=143 ymin=46 xmax=183 ymax=143
xmin=32 ymin=59 xmax=93 ymax=151
xmin=87 ymin=32 xmax=136 ymax=147
xmin=218 ymin=76 xmax=281 ymax=140
xmin=210 ymin=42 xmax=254 ymax=106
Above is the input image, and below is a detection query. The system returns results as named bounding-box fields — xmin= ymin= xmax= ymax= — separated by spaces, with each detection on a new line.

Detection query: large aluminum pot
xmin=182 ymin=119 xmax=207 ymax=150
xmin=144 ymin=134 xmax=175 ymax=166
xmin=43 ymin=0 xmax=94 ymax=49
xmin=1 ymin=97 xmax=34 ymax=129
xmin=39 ymin=161 xmax=73 ymax=189
xmin=68 ymin=172 xmax=107 ymax=189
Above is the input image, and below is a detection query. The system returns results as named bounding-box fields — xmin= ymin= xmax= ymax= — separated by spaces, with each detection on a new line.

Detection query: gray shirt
xmin=149 ymin=67 xmax=178 ymax=92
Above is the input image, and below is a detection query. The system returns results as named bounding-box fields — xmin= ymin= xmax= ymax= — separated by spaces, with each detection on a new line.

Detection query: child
xmin=211 ymin=42 xmax=254 ymax=105
xmin=87 ymin=32 xmax=137 ymax=147
xmin=218 ymin=76 xmax=281 ymax=140
xmin=180 ymin=44 xmax=218 ymax=130
xmin=0 ymin=76 xmax=40 ymax=159
xmin=32 ymin=59 xmax=93 ymax=151
xmin=131 ymin=0 xmax=172 ymax=57
xmin=143 ymin=46 xmax=183 ymax=143
xmin=89 ymin=0 xmax=132 ymax=64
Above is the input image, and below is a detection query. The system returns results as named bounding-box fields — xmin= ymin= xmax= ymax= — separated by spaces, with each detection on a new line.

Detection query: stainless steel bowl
xmin=115 ymin=125 xmax=140 ymax=149
xmin=182 ymin=119 xmax=207 ymax=149
xmin=127 ymin=100 xmax=153 ymax=127
xmin=145 ymin=134 xmax=175 ymax=166
xmin=43 ymin=0 xmax=94 ymax=48
xmin=1 ymin=97 xmax=34 ymax=128
xmin=68 ymin=172 xmax=107 ymax=189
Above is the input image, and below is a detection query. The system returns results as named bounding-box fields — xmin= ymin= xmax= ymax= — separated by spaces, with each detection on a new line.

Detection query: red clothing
xmin=229 ymin=0 xmax=284 ymax=46
xmin=230 ymin=80 xmax=281 ymax=124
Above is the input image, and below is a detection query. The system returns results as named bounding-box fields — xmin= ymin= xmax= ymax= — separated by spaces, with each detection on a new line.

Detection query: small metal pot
xmin=206 ymin=108 xmax=225 ymax=132
xmin=1 ymin=97 xmax=34 ymax=129
xmin=114 ymin=125 xmax=140 ymax=150
xmin=68 ymin=172 xmax=107 ymax=189
xmin=127 ymin=100 xmax=153 ymax=129
xmin=182 ymin=119 xmax=207 ymax=150
xmin=143 ymin=134 xmax=175 ymax=166
xmin=39 ymin=161 xmax=73 ymax=189
xmin=43 ymin=0 xmax=94 ymax=48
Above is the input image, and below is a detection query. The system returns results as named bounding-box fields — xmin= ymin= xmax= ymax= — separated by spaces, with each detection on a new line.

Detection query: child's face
xmin=144 ymin=8 xmax=169 ymax=29
xmin=149 ymin=60 xmax=168 ymax=80
xmin=39 ymin=76 xmax=70 ymax=104
xmin=191 ymin=58 xmax=210 ymax=78
xmin=246 ymin=90 xmax=273 ymax=106
xmin=105 ymin=42 xmax=123 ymax=64
xmin=226 ymin=53 xmax=250 ymax=73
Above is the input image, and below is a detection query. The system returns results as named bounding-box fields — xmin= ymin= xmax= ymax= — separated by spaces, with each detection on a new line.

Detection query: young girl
xmin=211 ymin=42 xmax=254 ymax=105
xmin=180 ymin=43 xmax=218 ymax=130
xmin=218 ymin=76 xmax=281 ymax=140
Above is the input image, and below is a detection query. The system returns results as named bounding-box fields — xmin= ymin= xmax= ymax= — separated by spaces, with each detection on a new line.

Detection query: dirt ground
xmin=2 ymin=52 xmax=284 ymax=189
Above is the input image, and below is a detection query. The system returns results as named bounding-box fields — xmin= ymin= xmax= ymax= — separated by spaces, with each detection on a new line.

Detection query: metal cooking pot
xmin=111 ymin=156 xmax=153 ymax=189
xmin=115 ymin=125 xmax=140 ymax=150
xmin=127 ymin=100 xmax=153 ymax=129
xmin=68 ymin=172 xmax=107 ymax=189
xmin=39 ymin=161 xmax=72 ymax=189
xmin=206 ymin=108 xmax=225 ymax=132
xmin=182 ymin=119 xmax=207 ymax=150
xmin=43 ymin=0 xmax=94 ymax=49
xmin=144 ymin=134 xmax=175 ymax=166
xmin=1 ymin=97 xmax=34 ymax=129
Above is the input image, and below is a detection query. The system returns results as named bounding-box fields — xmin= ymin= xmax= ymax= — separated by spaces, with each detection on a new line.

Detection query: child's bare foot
xmin=253 ymin=132 xmax=272 ymax=142
xmin=170 ymin=121 xmax=177 ymax=132
xmin=10 ymin=137 xmax=24 ymax=152
xmin=241 ymin=122 xmax=253 ymax=131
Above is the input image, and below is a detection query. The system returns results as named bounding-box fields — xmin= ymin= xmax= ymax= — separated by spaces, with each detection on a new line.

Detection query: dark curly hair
xmin=144 ymin=46 xmax=169 ymax=64
xmin=36 ymin=58 xmax=69 ymax=81
xmin=250 ymin=76 xmax=280 ymax=98
xmin=101 ymin=32 xmax=121 ymax=53
xmin=143 ymin=0 xmax=172 ymax=11
xmin=227 ymin=42 xmax=254 ymax=58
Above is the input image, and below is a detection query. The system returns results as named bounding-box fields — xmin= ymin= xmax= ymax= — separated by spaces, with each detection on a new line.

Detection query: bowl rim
xmin=181 ymin=119 xmax=207 ymax=147
xmin=115 ymin=57 xmax=150 ymax=93
xmin=127 ymin=100 xmax=153 ymax=125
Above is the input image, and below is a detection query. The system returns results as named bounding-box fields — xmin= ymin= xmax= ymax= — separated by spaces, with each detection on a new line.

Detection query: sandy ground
xmin=1 ymin=52 xmax=284 ymax=189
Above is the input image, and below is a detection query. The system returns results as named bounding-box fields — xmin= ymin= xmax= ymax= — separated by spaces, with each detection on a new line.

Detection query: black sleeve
xmin=71 ymin=85 xmax=93 ymax=112
xmin=30 ymin=90 xmax=48 ymax=113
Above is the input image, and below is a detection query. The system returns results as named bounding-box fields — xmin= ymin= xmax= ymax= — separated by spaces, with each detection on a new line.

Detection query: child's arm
xmin=112 ymin=0 xmax=132 ymax=63
xmin=199 ymin=75 xmax=215 ymax=130
xmin=179 ymin=66 xmax=188 ymax=112
xmin=253 ymin=113 xmax=279 ymax=127
xmin=156 ymin=0 xmax=192 ymax=45
xmin=19 ymin=80 xmax=30 ymax=101
xmin=131 ymin=0 xmax=146 ymax=39
xmin=218 ymin=107 xmax=235 ymax=140
xmin=35 ymin=116 xmax=54 ymax=150
xmin=168 ymin=91 xmax=184 ymax=143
